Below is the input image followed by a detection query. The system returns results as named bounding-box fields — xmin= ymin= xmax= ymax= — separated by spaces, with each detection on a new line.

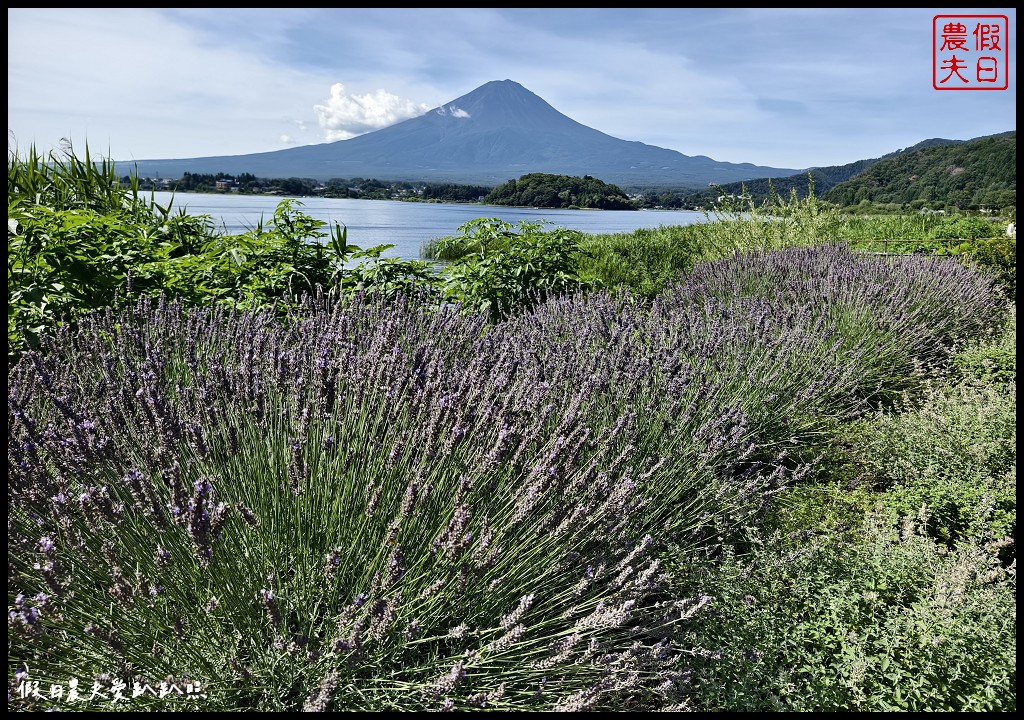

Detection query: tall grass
xmin=8 ymin=139 xmax=153 ymax=218
xmin=575 ymin=225 xmax=704 ymax=298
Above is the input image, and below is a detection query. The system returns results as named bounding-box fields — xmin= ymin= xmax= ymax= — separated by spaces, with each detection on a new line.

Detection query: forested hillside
xmin=824 ymin=132 xmax=1016 ymax=211
xmin=633 ymin=132 xmax=1015 ymax=214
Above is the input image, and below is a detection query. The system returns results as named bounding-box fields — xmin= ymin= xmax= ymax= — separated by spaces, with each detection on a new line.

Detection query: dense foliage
xmin=669 ymin=508 xmax=1015 ymax=711
xmin=485 ymin=173 xmax=635 ymax=210
xmin=7 ymin=144 xmax=438 ymax=359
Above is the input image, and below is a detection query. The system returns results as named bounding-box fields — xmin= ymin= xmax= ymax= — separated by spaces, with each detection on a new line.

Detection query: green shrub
xmin=951 ymin=306 xmax=1017 ymax=385
xmin=435 ymin=218 xmax=589 ymax=321
xmin=937 ymin=235 xmax=1016 ymax=298
xmin=665 ymin=509 xmax=1017 ymax=711
xmin=857 ymin=379 xmax=1016 ymax=550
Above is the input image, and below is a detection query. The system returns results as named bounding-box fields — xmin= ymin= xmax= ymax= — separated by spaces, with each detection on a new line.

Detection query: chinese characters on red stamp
xmin=933 ymin=15 xmax=1009 ymax=90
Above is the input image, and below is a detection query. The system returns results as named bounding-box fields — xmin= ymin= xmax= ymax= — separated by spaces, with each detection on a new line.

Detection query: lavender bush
xmin=497 ymin=289 xmax=842 ymax=542
xmin=8 ymin=291 xmax=707 ymax=711
xmin=501 ymin=245 xmax=1006 ymax=539
xmin=668 ymin=244 xmax=1006 ymax=407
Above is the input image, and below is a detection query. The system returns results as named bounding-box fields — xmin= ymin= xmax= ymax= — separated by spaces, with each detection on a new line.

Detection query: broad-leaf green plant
xmin=435 ymin=218 xmax=590 ymax=321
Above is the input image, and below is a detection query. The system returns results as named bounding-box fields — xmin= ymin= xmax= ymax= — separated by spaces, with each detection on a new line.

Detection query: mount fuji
xmin=121 ymin=79 xmax=804 ymax=188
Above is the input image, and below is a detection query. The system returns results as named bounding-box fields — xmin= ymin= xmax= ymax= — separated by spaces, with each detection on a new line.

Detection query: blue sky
xmin=7 ymin=8 xmax=1017 ymax=171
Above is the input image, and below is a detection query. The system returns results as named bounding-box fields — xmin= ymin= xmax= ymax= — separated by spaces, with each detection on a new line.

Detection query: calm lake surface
xmin=151 ymin=192 xmax=707 ymax=262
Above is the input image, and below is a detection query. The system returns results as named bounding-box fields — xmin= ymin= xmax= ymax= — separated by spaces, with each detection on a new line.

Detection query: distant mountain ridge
xmin=732 ymin=139 xmax=968 ymax=198
xmin=118 ymin=79 xmax=802 ymax=187
xmin=664 ymin=131 xmax=1015 ymax=211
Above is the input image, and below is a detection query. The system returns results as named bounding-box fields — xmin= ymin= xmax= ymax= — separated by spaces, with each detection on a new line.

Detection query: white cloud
xmin=314 ymin=83 xmax=430 ymax=141
xmin=435 ymin=105 xmax=470 ymax=118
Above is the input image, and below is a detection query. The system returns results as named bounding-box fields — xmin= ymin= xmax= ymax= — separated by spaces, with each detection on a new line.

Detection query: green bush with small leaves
xmin=857 ymin=379 xmax=1016 ymax=549
xmin=665 ymin=509 xmax=1016 ymax=711
xmin=951 ymin=306 xmax=1017 ymax=385
xmin=936 ymin=234 xmax=1016 ymax=298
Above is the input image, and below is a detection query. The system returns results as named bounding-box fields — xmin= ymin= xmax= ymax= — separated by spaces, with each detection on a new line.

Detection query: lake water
xmin=150 ymin=192 xmax=707 ymax=262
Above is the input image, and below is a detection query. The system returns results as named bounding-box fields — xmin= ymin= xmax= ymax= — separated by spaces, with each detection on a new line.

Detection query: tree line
xmin=127 ymin=173 xmax=492 ymax=203
xmin=125 ymin=130 xmax=1015 ymax=216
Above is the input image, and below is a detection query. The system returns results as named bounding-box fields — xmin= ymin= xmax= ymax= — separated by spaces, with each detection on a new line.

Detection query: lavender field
xmin=9 ymin=238 xmax=1016 ymax=710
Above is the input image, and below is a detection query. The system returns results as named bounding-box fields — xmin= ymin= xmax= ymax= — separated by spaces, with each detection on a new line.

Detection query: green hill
xmin=641 ymin=132 xmax=1015 ymax=213
xmin=824 ymin=132 xmax=1015 ymax=211
xmin=485 ymin=172 xmax=635 ymax=210
xmin=710 ymin=137 xmax=975 ymax=201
